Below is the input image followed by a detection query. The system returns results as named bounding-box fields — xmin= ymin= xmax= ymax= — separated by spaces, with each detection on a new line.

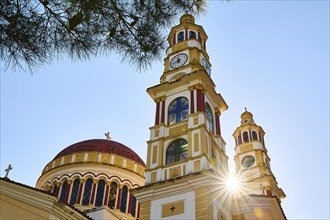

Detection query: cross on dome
xmin=105 ymin=132 xmax=111 ymax=140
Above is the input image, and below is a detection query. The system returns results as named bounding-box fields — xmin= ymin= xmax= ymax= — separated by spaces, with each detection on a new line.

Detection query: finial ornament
xmin=4 ymin=164 xmax=13 ymax=178
xmin=105 ymin=132 xmax=111 ymax=140
xmin=245 ymin=107 xmax=247 ymax=112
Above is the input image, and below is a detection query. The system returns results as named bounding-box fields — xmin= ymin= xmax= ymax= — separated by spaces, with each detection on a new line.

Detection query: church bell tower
xmin=233 ymin=109 xmax=286 ymax=199
xmin=132 ymin=14 xmax=231 ymax=220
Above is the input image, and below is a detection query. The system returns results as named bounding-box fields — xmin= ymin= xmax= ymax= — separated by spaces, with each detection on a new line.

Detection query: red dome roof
xmin=54 ymin=139 xmax=145 ymax=166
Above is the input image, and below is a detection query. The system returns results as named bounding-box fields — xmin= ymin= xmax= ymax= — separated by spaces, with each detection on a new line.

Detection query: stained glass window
xmin=95 ymin=179 xmax=106 ymax=206
xmin=205 ymin=103 xmax=214 ymax=132
xmin=108 ymin=182 xmax=117 ymax=209
xmin=69 ymin=179 xmax=80 ymax=205
xmin=120 ymin=185 xmax=128 ymax=213
xmin=189 ymin=31 xmax=196 ymax=39
xmin=166 ymin=139 xmax=188 ymax=164
xmin=59 ymin=181 xmax=68 ymax=202
xmin=168 ymin=97 xmax=189 ymax=125
xmin=177 ymin=31 xmax=184 ymax=42
xmin=252 ymin=131 xmax=258 ymax=141
xmin=82 ymin=178 xmax=93 ymax=205
xmin=243 ymin=131 xmax=249 ymax=143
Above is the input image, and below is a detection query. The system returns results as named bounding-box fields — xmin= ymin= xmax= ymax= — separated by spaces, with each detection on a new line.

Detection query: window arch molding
xmin=168 ymin=72 xmax=186 ymax=82
xmin=165 ymin=139 xmax=188 ymax=165
xmin=167 ymin=96 xmax=189 ymax=125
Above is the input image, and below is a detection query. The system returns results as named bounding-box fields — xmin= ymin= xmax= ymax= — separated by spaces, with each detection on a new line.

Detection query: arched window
xmin=189 ymin=31 xmax=196 ymax=39
xmin=131 ymin=196 xmax=137 ymax=217
xmin=120 ymin=185 xmax=128 ymax=213
xmin=238 ymin=134 xmax=242 ymax=145
xmin=205 ymin=103 xmax=214 ymax=132
xmin=252 ymin=131 xmax=258 ymax=141
xmin=166 ymin=139 xmax=188 ymax=164
xmin=177 ymin=31 xmax=184 ymax=42
xmin=69 ymin=179 xmax=80 ymax=205
xmin=108 ymin=182 xmax=117 ymax=209
xmin=95 ymin=179 xmax=106 ymax=206
xmin=168 ymin=97 xmax=189 ymax=125
xmin=243 ymin=131 xmax=249 ymax=143
xmin=59 ymin=181 xmax=68 ymax=202
xmin=82 ymin=178 xmax=93 ymax=205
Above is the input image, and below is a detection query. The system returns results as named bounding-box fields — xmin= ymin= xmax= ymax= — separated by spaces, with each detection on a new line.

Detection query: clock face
xmin=170 ymin=53 xmax=188 ymax=68
xmin=241 ymin=155 xmax=255 ymax=168
xmin=202 ymin=58 xmax=211 ymax=75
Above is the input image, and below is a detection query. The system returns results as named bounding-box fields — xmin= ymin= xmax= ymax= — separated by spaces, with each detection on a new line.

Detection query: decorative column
xmin=264 ymin=186 xmax=272 ymax=196
xmin=104 ymin=181 xmax=111 ymax=206
xmin=76 ymin=179 xmax=85 ymax=204
xmin=137 ymin=202 xmax=141 ymax=219
xmin=64 ymin=180 xmax=72 ymax=204
xmin=155 ymin=96 xmax=166 ymax=125
xmin=116 ymin=184 xmax=123 ymax=210
xmin=128 ymin=193 xmax=133 ymax=214
xmin=196 ymin=84 xmax=205 ymax=112
xmin=215 ymin=108 xmax=221 ymax=136
xmin=155 ymin=99 xmax=160 ymax=125
xmin=54 ymin=182 xmax=61 ymax=197
xmin=90 ymin=179 xmax=98 ymax=205
xmin=46 ymin=185 xmax=52 ymax=193
xmin=189 ymin=86 xmax=195 ymax=114
xmin=160 ymin=96 xmax=166 ymax=124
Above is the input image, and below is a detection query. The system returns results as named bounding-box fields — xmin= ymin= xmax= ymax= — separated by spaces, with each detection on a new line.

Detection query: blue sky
xmin=1 ymin=1 xmax=329 ymax=219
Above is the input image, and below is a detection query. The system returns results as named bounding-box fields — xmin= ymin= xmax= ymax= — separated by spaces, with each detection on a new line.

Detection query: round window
xmin=241 ymin=155 xmax=255 ymax=168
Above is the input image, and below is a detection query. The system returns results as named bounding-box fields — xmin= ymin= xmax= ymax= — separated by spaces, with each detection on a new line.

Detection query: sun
xmin=226 ymin=174 xmax=240 ymax=192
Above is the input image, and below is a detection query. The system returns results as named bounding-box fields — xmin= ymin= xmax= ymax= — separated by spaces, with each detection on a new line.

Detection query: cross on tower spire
xmin=4 ymin=164 xmax=13 ymax=178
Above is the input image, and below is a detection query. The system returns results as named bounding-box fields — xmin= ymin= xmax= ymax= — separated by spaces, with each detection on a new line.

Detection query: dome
xmin=241 ymin=109 xmax=254 ymax=123
xmin=37 ymin=138 xmax=145 ymax=218
xmin=180 ymin=14 xmax=195 ymax=24
xmin=54 ymin=139 xmax=145 ymax=166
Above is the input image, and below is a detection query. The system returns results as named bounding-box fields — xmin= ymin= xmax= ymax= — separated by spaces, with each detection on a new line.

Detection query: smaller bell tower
xmin=233 ymin=109 xmax=285 ymax=199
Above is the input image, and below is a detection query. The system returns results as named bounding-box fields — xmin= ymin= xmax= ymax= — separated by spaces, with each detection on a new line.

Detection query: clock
xmin=202 ymin=58 xmax=211 ymax=75
xmin=241 ymin=155 xmax=255 ymax=168
xmin=170 ymin=53 xmax=188 ymax=68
